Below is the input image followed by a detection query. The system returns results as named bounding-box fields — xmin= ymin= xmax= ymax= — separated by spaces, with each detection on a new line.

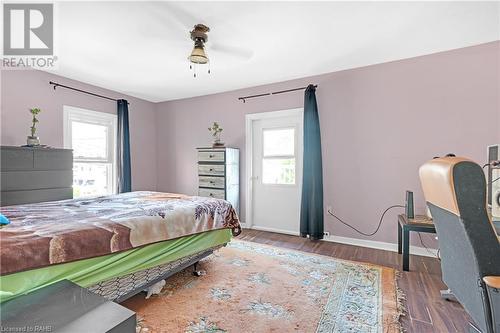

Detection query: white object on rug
xmin=144 ymin=280 xmax=166 ymax=299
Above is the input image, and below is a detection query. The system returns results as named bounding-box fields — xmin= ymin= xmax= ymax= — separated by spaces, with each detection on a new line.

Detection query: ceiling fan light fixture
xmin=188 ymin=24 xmax=211 ymax=77
xmin=188 ymin=43 xmax=209 ymax=64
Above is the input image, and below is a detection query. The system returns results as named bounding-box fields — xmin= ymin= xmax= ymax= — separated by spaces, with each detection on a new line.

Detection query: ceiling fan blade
xmin=139 ymin=3 xmax=253 ymax=62
xmin=146 ymin=2 xmax=205 ymax=33
xmin=209 ymin=43 xmax=254 ymax=60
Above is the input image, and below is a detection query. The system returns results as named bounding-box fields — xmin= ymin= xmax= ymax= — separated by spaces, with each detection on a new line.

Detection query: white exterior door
xmin=248 ymin=109 xmax=303 ymax=234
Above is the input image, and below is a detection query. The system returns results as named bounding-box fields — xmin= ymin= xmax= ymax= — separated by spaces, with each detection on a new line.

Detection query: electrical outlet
xmin=323 ymin=231 xmax=330 ymax=237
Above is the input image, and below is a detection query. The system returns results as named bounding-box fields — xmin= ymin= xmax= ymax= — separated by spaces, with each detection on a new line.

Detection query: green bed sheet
xmin=0 ymin=229 xmax=232 ymax=303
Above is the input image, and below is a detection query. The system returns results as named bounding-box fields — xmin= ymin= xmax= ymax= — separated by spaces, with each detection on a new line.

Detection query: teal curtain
xmin=117 ymin=99 xmax=131 ymax=193
xmin=300 ymin=85 xmax=324 ymax=240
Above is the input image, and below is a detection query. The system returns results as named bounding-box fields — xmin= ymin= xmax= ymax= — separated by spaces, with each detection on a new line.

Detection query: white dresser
xmin=197 ymin=147 xmax=239 ymax=215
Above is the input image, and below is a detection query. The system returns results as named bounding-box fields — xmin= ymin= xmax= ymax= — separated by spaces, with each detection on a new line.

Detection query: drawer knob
xmin=209 ymin=168 xmax=214 ymax=171
xmin=209 ymin=193 xmax=214 ymax=197
xmin=209 ymin=181 xmax=215 ymax=184
xmin=209 ymin=154 xmax=214 ymax=158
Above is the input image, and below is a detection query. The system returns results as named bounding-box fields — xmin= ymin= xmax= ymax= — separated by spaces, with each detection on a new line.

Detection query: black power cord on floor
xmin=327 ymin=205 xmax=405 ymax=237
xmin=417 ymin=232 xmax=438 ymax=258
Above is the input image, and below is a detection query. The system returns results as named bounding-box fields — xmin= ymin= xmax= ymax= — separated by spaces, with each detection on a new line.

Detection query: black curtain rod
xmin=49 ymin=81 xmax=129 ymax=104
xmin=238 ymin=84 xmax=317 ymax=103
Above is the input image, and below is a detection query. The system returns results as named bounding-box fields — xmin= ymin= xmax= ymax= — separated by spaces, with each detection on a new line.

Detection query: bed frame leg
xmin=440 ymin=289 xmax=457 ymax=302
xmin=193 ymin=261 xmax=205 ymax=277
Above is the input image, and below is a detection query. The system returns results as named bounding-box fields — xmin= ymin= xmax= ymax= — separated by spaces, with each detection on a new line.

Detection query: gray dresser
xmin=197 ymin=147 xmax=239 ymax=215
xmin=1 ymin=146 xmax=73 ymax=206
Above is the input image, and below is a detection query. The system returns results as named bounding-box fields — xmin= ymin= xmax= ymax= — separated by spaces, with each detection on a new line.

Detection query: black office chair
xmin=419 ymin=157 xmax=500 ymax=332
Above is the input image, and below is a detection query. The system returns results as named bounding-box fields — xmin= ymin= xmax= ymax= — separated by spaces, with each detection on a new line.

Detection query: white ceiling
xmin=49 ymin=1 xmax=500 ymax=102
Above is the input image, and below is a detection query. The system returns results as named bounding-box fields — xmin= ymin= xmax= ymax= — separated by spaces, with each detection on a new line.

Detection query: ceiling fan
xmin=188 ymin=24 xmax=210 ymax=77
xmin=144 ymin=3 xmax=254 ymax=77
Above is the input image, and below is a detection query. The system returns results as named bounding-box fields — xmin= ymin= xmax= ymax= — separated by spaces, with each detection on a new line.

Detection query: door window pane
xmin=263 ymin=128 xmax=295 ymax=157
xmin=262 ymin=158 xmax=295 ymax=185
xmin=72 ymin=121 xmax=108 ymax=159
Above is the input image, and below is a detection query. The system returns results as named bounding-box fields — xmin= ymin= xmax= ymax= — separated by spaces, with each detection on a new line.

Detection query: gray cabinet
xmin=197 ymin=147 xmax=239 ymax=214
xmin=1 ymin=146 xmax=73 ymax=206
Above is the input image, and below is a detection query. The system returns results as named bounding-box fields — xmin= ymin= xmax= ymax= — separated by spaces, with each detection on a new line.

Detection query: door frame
xmin=245 ymin=108 xmax=303 ymax=231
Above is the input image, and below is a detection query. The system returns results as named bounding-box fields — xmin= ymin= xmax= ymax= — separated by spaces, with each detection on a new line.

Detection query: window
xmin=64 ymin=106 xmax=117 ymax=198
xmin=262 ymin=127 xmax=296 ymax=185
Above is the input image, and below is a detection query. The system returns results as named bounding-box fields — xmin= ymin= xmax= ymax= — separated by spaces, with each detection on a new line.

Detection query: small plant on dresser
xmin=27 ymin=107 xmax=42 ymax=146
xmin=208 ymin=122 xmax=224 ymax=147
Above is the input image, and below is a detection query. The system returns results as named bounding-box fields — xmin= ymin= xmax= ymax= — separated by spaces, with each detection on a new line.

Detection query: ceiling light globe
xmin=189 ymin=46 xmax=209 ymax=64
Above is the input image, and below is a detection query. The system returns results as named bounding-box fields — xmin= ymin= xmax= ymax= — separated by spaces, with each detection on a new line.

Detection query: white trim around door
xmin=245 ymin=108 xmax=303 ymax=231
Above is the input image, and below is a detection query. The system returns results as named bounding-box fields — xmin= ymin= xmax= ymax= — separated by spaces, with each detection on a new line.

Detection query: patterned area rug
xmin=123 ymin=240 xmax=404 ymax=333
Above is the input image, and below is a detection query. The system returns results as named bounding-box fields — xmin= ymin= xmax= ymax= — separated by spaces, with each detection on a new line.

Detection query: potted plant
xmin=27 ymin=107 xmax=42 ymax=146
xmin=208 ymin=122 xmax=224 ymax=147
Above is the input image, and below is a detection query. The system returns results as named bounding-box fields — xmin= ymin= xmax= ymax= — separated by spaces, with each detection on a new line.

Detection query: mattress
xmin=0 ymin=191 xmax=241 ymax=275
xmin=0 ymin=228 xmax=232 ymax=303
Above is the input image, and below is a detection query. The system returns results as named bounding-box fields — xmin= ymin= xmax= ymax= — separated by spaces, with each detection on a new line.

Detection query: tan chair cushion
xmin=483 ymin=276 xmax=500 ymax=289
xmin=419 ymin=157 xmax=473 ymax=216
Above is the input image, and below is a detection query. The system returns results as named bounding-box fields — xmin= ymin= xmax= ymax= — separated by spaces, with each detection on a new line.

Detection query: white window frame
xmin=261 ymin=126 xmax=297 ymax=185
xmin=63 ymin=105 xmax=117 ymax=196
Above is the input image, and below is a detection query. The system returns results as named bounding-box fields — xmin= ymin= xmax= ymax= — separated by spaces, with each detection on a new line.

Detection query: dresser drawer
xmin=1 ymin=149 xmax=34 ymax=171
xmin=34 ymin=150 xmax=73 ymax=170
xmin=199 ymin=176 xmax=225 ymax=189
xmin=1 ymin=188 xmax=73 ymax=206
xmin=1 ymin=170 xmax=72 ymax=191
xmin=198 ymin=188 xmax=225 ymax=199
xmin=198 ymin=151 xmax=225 ymax=162
xmin=198 ymin=164 xmax=225 ymax=176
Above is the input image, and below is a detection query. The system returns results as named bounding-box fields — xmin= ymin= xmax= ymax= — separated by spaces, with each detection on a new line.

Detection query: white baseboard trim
xmin=241 ymin=225 xmax=438 ymax=258
xmin=244 ymin=225 xmax=300 ymax=236
xmin=324 ymin=235 xmax=438 ymax=258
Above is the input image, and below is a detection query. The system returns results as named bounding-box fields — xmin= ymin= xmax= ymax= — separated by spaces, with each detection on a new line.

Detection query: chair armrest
xmin=484 ymin=276 xmax=500 ymax=289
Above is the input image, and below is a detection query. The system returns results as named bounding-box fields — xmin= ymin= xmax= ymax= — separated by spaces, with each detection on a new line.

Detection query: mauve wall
xmin=0 ymin=70 xmax=158 ymax=191
xmin=156 ymin=41 xmax=499 ymax=245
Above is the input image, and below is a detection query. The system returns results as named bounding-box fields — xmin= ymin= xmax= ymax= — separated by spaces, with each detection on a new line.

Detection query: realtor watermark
xmin=0 ymin=326 xmax=53 ymax=332
xmin=2 ymin=3 xmax=58 ymax=69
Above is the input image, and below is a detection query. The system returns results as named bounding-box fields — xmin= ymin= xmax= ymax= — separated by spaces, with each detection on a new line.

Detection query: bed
xmin=0 ymin=191 xmax=241 ymax=303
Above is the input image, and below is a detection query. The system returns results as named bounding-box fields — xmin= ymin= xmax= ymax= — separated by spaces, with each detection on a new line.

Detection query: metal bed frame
xmin=88 ymin=226 xmax=240 ymax=302
xmin=88 ymin=244 xmax=225 ymax=303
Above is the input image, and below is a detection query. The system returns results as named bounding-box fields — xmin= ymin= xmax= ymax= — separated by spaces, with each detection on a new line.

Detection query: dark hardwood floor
xmin=238 ymin=229 xmax=471 ymax=333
